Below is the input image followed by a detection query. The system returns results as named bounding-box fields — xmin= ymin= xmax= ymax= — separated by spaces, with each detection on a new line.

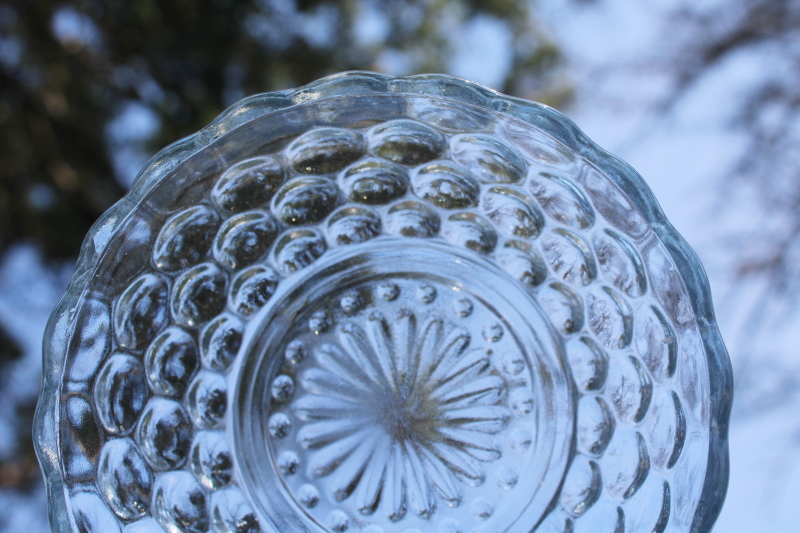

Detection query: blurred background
xmin=1 ymin=0 xmax=797 ymax=530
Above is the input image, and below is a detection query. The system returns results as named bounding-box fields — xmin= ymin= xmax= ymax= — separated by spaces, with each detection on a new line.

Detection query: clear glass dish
xmin=34 ymin=72 xmax=732 ymax=533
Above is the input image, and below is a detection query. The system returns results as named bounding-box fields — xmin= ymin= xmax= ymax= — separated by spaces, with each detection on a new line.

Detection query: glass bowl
xmin=34 ymin=72 xmax=732 ymax=533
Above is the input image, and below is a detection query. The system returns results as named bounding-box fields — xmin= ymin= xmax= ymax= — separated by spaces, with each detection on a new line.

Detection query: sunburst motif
xmin=291 ymin=310 xmax=511 ymax=521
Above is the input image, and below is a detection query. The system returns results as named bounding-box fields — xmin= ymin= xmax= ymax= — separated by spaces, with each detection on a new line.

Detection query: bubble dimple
xmin=187 ymin=370 xmax=228 ymax=429
xmin=212 ymin=210 xmax=279 ymax=270
xmin=577 ymin=395 xmax=615 ymax=456
xmin=190 ymin=430 xmax=233 ymax=489
xmin=273 ymin=176 xmax=339 ymax=225
xmin=481 ymin=186 xmax=543 ymax=239
xmin=635 ymin=305 xmax=677 ymax=382
xmin=606 ymin=354 xmax=653 ymax=424
xmin=560 ymin=457 xmax=601 ymax=517
xmin=386 ymin=201 xmax=441 ymax=238
xmin=271 ymin=374 xmax=296 ymax=402
xmin=412 ymin=161 xmax=479 ymax=210
xmin=212 ymin=155 xmax=286 ymax=213
xmin=494 ymin=240 xmax=546 ymax=287
xmin=144 ymin=326 xmax=199 ymax=397
xmin=70 ymin=492 xmax=122 ymax=533
xmin=566 ymin=336 xmax=608 ymax=392
xmin=500 ymin=351 xmax=525 ymax=376
xmin=94 ymin=353 xmax=149 ymax=435
xmin=328 ymin=206 xmax=381 ymax=246
xmin=594 ymin=229 xmax=647 ymax=298
xmin=470 ymin=497 xmax=493 ymax=519
xmin=588 ymin=287 xmax=633 ymax=350
xmin=368 ymin=119 xmax=445 ymax=165
xmin=530 ymin=172 xmax=595 ymax=229
xmin=340 ymin=158 xmax=409 ymax=204
xmin=327 ymin=509 xmax=350 ymax=532
xmin=309 ymin=310 xmax=332 ymax=333
xmin=210 ymin=487 xmax=261 ymax=533
xmin=152 ymin=471 xmax=208 ymax=533
xmin=287 ymin=127 xmax=366 ymax=174
xmin=171 ymin=263 xmax=228 ymax=327
xmin=539 ymin=282 xmax=584 ymax=334
xmin=497 ymin=466 xmax=518 ymax=489
xmin=137 ymin=398 xmax=192 ymax=471
xmin=200 ymin=313 xmax=243 ymax=371
xmin=510 ymin=389 xmax=534 ymax=415
xmin=269 ymin=412 xmax=291 ymax=438
xmin=230 ymin=265 xmax=280 ymax=316
xmin=644 ymin=390 xmax=686 ymax=471
xmin=442 ymin=212 xmax=497 ymax=254
xmin=153 ymin=205 xmax=220 ymax=272
xmin=274 ymin=229 xmax=327 ymax=274
xmin=97 ymin=437 xmax=152 ymax=520
xmin=114 ymin=273 xmax=169 ymax=350
xmin=542 ymin=229 xmax=596 ymax=286
xmin=602 ymin=431 xmax=650 ymax=500
xmin=124 ymin=517 xmax=167 ymax=533
xmin=450 ymin=134 xmax=527 ymax=184
xmin=510 ymin=427 xmax=532 ymax=453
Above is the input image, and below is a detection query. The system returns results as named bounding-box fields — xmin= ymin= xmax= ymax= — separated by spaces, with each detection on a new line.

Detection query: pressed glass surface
xmin=34 ymin=72 xmax=732 ymax=533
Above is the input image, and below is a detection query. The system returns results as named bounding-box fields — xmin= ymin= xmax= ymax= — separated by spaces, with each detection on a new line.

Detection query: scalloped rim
xmin=34 ymin=71 xmax=731 ymax=533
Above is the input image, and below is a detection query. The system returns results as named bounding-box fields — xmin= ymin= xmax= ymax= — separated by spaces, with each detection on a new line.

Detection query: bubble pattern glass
xmin=35 ymin=72 xmax=732 ymax=533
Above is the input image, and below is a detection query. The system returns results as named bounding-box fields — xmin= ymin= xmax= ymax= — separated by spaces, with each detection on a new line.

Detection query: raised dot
xmin=340 ymin=291 xmax=364 ymax=314
xmin=377 ymin=282 xmax=400 ymax=301
xmin=339 ymin=158 xmax=409 ymax=204
xmin=297 ymin=483 xmax=320 ymax=508
xmin=278 ymin=450 xmax=300 ymax=476
xmin=186 ymin=370 xmax=227 ymax=429
xmin=500 ymin=351 xmax=525 ymax=376
xmin=287 ymin=127 xmax=365 ymax=174
xmin=152 ymin=205 xmax=220 ymax=272
xmin=190 ymin=430 xmax=233 ymax=489
xmin=200 ymin=313 xmax=242 ymax=371
xmin=482 ymin=323 xmax=503 ymax=342
xmin=144 ymin=326 xmax=198 ymax=397
xmin=230 ymin=265 xmax=280 ymax=316
xmin=327 ymin=509 xmax=350 ymax=532
xmin=114 ymin=273 xmax=169 ymax=350
xmin=470 ymin=497 xmax=493 ymax=519
xmin=268 ymin=413 xmax=291 ymax=438
xmin=212 ymin=155 xmax=285 ymax=213
xmin=497 ymin=467 xmax=518 ymax=490
xmin=212 ymin=210 xmax=279 ymax=270
xmin=453 ymin=298 xmax=473 ymax=317
xmin=273 ymin=176 xmax=339 ymax=225
xmin=152 ymin=471 xmax=207 ymax=533
xmin=367 ymin=119 xmax=445 ymax=165
xmin=271 ymin=375 xmax=295 ymax=402
xmin=417 ymin=284 xmax=437 ymax=303
xmin=171 ymin=262 xmax=228 ymax=327
xmin=94 ymin=353 xmax=149 ymax=435
xmin=285 ymin=339 xmax=307 ymax=365
xmin=309 ymin=310 xmax=331 ymax=334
